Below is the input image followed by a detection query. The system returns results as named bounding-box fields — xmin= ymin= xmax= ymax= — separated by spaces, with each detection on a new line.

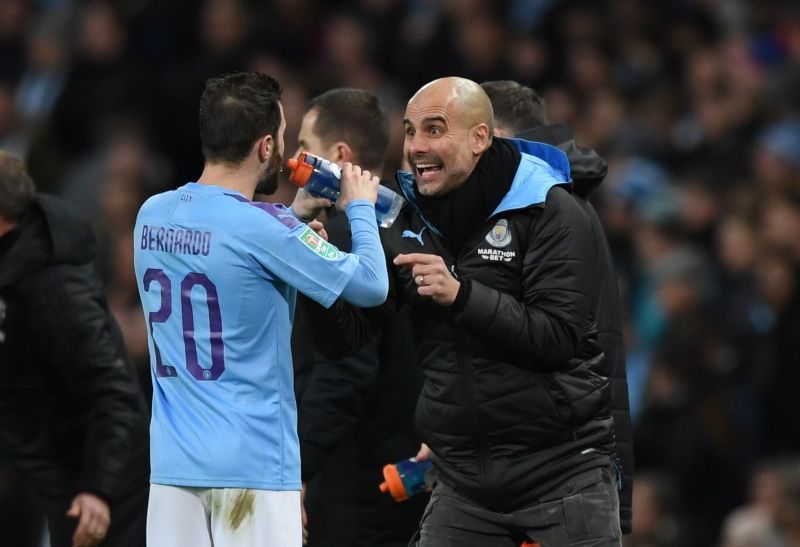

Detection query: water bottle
xmin=378 ymin=457 xmax=433 ymax=502
xmin=286 ymin=152 xmax=405 ymax=228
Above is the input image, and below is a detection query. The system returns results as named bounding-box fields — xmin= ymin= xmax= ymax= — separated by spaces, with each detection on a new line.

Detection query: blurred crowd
xmin=1 ymin=0 xmax=800 ymax=545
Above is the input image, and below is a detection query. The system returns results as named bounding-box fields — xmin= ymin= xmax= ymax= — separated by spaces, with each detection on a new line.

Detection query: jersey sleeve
xmin=239 ymin=202 xmax=359 ymax=308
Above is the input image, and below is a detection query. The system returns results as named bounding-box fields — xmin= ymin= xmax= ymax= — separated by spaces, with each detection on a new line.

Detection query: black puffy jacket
xmin=320 ymin=139 xmax=615 ymax=512
xmin=0 ymin=194 xmax=149 ymax=503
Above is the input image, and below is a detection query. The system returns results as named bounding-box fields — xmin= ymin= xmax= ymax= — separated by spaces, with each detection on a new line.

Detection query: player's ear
xmin=258 ymin=135 xmax=274 ymax=163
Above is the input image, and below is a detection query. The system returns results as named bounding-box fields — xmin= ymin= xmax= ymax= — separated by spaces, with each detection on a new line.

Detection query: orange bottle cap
xmin=285 ymin=153 xmax=312 ymax=187
xmin=378 ymin=463 xmax=409 ymax=502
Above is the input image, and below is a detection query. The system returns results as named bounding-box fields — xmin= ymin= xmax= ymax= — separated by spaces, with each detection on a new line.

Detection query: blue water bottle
xmin=286 ymin=152 xmax=405 ymax=228
xmin=379 ymin=457 xmax=433 ymax=502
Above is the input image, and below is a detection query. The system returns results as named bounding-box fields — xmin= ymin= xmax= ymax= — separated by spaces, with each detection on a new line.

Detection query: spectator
xmin=753 ymin=119 xmax=800 ymax=198
xmin=720 ymin=456 xmax=800 ymax=547
xmin=753 ymin=249 xmax=800 ymax=455
xmin=625 ymin=471 xmax=688 ymax=547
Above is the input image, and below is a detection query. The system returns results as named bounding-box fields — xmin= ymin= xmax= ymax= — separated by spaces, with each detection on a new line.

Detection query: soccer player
xmin=133 ymin=72 xmax=388 ymax=547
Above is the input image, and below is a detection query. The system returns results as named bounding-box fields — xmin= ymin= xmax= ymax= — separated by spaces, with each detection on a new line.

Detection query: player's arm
xmin=250 ymin=163 xmax=390 ymax=357
xmin=334 ymin=163 xmax=387 ymax=307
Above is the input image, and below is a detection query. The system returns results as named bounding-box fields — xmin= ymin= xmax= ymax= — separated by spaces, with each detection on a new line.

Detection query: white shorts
xmin=147 ymin=483 xmax=302 ymax=547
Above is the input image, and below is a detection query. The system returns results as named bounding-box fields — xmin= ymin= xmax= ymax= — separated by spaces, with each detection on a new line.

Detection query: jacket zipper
xmin=435 ymin=234 xmax=490 ymax=508
xmin=454 ymin=326 xmax=491 ymax=504
xmin=408 ymin=195 xmax=504 ymax=506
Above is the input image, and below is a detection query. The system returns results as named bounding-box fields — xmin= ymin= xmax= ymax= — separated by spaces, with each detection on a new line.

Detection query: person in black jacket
xmin=292 ymin=88 xmax=427 ymax=547
xmin=0 ymin=150 xmax=150 ymax=547
xmin=314 ymin=77 xmax=621 ymax=546
xmin=481 ymin=79 xmax=635 ymax=536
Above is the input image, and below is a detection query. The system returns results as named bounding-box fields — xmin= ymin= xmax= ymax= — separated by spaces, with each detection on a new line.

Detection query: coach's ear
xmin=470 ymin=123 xmax=491 ymax=156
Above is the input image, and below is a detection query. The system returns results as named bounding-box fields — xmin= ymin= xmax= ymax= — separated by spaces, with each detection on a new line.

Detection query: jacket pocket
xmin=544 ymin=353 xmax=610 ymax=426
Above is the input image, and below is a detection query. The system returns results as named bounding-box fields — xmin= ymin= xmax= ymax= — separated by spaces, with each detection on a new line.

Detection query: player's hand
xmin=66 ymin=492 xmax=110 ymax=547
xmin=291 ymin=187 xmax=332 ymax=221
xmin=394 ymin=253 xmax=460 ymax=306
xmin=301 ymin=483 xmax=308 ymax=545
xmin=337 ymin=162 xmax=379 ymax=212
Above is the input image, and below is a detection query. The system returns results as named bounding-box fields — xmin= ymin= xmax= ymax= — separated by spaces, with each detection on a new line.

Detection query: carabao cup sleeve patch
xmin=297 ymin=226 xmax=341 ymax=259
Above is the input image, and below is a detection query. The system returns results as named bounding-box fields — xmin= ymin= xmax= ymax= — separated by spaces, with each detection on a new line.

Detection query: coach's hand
xmin=394 ymin=253 xmax=460 ymax=306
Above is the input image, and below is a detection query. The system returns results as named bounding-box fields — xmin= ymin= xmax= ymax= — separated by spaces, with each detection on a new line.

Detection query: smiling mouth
xmin=415 ymin=162 xmax=443 ymax=182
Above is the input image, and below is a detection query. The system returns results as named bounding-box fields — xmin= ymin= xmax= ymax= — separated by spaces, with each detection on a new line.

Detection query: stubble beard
xmin=254 ymin=150 xmax=283 ymax=196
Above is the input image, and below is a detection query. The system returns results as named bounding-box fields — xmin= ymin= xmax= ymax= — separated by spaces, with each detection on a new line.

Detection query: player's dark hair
xmin=199 ymin=72 xmax=282 ymax=165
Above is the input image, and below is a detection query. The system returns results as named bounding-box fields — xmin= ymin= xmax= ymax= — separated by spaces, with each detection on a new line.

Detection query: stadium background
xmin=1 ymin=0 xmax=800 ymax=545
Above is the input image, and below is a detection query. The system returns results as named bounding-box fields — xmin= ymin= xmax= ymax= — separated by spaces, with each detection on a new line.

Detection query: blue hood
xmin=396 ymin=138 xmax=571 ymax=236
xmin=494 ymin=138 xmax=571 ymax=216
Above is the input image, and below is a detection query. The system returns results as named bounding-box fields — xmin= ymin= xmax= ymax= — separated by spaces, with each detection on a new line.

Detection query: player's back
xmin=133 ymin=182 xmax=304 ymax=490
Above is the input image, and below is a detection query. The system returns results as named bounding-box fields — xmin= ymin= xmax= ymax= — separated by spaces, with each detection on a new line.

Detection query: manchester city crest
xmin=485 ymin=219 xmax=512 ymax=248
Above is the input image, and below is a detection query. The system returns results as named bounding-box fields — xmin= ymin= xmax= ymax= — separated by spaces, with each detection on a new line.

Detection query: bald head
xmin=409 ymin=77 xmax=494 ymax=133
xmin=403 ymin=77 xmax=494 ymax=196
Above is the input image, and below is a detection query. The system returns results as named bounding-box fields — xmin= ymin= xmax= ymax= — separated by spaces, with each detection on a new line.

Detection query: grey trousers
xmin=409 ymin=464 xmax=621 ymax=547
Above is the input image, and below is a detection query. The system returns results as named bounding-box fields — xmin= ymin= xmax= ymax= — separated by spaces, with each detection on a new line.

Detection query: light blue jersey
xmin=133 ymin=183 xmax=361 ymax=490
